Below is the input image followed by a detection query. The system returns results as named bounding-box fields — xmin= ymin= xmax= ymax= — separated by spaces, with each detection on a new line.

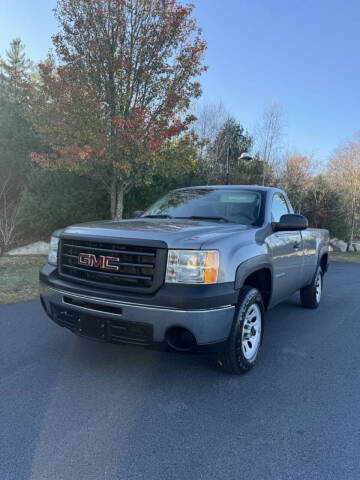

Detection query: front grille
xmin=59 ymin=238 xmax=166 ymax=293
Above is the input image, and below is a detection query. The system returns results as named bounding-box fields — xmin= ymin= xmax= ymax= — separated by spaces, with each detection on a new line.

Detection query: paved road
xmin=1 ymin=261 xmax=360 ymax=480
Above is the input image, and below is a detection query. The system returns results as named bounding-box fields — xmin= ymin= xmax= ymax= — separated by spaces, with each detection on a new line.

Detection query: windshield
xmin=142 ymin=188 xmax=265 ymax=226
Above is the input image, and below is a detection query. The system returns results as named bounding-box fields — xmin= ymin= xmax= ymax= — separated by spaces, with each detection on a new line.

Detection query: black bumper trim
xmin=48 ymin=301 xmax=227 ymax=352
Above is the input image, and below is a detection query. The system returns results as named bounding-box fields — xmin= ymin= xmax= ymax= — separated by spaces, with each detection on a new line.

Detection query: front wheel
xmin=300 ymin=266 xmax=323 ymax=309
xmin=220 ymin=286 xmax=264 ymax=375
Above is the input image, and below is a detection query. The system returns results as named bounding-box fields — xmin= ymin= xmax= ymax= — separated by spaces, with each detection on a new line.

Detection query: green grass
xmin=0 ymin=255 xmax=47 ymax=304
xmin=330 ymin=252 xmax=360 ymax=264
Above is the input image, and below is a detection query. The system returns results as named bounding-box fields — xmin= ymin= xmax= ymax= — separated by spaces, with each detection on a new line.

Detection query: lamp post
xmin=238 ymin=152 xmax=253 ymax=162
xmin=225 ymin=151 xmax=253 ymax=185
xmin=226 ymin=145 xmax=231 ymax=185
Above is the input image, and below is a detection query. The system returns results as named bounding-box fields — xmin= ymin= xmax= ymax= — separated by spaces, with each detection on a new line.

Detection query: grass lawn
xmin=0 ymin=255 xmax=47 ymax=305
xmin=330 ymin=252 xmax=360 ymax=264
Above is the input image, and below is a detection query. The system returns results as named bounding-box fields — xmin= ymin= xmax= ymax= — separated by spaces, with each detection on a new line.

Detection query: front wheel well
xmin=320 ymin=253 xmax=328 ymax=273
xmin=242 ymin=268 xmax=272 ymax=310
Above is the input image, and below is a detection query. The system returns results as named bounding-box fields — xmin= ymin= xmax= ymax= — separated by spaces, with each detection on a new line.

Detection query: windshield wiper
xmin=142 ymin=214 xmax=173 ymax=219
xmin=177 ymin=216 xmax=231 ymax=223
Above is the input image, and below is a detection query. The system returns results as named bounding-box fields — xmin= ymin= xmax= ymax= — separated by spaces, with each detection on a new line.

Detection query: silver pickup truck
xmin=40 ymin=185 xmax=329 ymax=374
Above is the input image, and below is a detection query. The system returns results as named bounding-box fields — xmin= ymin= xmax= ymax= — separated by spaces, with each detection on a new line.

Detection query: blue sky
xmin=1 ymin=0 xmax=360 ymax=163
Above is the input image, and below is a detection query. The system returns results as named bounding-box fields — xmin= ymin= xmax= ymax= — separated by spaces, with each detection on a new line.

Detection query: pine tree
xmin=0 ymin=39 xmax=40 ymax=251
xmin=0 ymin=38 xmax=31 ymax=100
xmin=207 ymin=118 xmax=253 ymax=183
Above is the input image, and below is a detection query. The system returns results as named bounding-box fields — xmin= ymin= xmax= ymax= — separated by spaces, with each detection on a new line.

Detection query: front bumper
xmin=40 ymin=282 xmax=235 ymax=348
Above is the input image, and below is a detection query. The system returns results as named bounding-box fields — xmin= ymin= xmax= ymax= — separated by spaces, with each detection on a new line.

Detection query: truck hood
xmin=61 ymin=218 xmax=254 ymax=249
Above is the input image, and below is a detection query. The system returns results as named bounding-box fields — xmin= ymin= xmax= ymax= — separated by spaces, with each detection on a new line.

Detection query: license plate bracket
xmin=78 ymin=314 xmax=106 ymax=339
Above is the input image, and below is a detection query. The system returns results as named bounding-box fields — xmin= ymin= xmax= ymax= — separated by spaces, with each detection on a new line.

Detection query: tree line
xmin=0 ymin=0 xmax=359 ymax=254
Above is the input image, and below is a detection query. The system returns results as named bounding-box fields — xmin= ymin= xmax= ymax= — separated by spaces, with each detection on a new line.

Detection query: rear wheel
xmin=220 ymin=286 xmax=264 ymax=375
xmin=300 ymin=266 xmax=323 ymax=309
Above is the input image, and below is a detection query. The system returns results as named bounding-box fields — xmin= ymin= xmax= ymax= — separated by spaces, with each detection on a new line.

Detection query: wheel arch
xmin=319 ymin=251 xmax=329 ymax=273
xmin=235 ymin=256 xmax=273 ymax=310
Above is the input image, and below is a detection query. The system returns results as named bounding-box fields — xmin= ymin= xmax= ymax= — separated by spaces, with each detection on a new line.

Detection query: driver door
xmin=266 ymin=193 xmax=304 ymax=306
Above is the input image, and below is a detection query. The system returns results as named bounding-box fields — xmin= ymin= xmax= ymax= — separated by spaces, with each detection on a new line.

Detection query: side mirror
xmin=273 ymin=214 xmax=308 ymax=231
xmin=133 ymin=210 xmax=144 ymax=218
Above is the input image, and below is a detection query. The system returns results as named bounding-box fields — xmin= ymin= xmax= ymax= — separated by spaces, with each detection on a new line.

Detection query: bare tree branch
xmin=254 ymin=103 xmax=285 ymax=185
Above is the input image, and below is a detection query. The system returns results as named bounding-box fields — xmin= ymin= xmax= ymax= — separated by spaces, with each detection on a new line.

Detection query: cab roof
xmin=173 ymin=185 xmax=284 ymax=194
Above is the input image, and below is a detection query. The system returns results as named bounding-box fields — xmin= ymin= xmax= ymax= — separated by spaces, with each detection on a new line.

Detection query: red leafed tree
xmin=32 ymin=0 xmax=206 ymax=218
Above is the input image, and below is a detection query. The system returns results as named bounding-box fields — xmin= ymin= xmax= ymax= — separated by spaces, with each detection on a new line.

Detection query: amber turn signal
xmin=203 ymin=251 xmax=219 ymax=283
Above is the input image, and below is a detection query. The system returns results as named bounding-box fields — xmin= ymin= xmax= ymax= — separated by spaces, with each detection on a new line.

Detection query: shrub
xmin=16 ymin=168 xmax=109 ymax=240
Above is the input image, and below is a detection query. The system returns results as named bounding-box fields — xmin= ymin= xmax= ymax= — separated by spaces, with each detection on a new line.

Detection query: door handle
xmin=293 ymin=242 xmax=300 ymax=250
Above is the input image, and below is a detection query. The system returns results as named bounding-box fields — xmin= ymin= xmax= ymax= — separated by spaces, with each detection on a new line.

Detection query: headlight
xmin=165 ymin=250 xmax=219 ymax=284
xmin=48 ymin=236 xmax=60 ymax=266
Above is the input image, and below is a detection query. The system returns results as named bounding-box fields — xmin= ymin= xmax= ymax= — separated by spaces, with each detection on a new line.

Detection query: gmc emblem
xmin=78 ymin=253 xmax=120 ymax=271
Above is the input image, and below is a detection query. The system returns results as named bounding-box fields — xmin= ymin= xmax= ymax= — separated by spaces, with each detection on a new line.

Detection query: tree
xmin=0 ymin=39 xmax=39 ymax=252
xmin=0 ymin=38 xmax=34 ymax=180
xmin=0 ymin=174 xmax=19 ymax=254
xmin=124 ymin=133 xmax=201 ymax=216
xmin=328 ymin=139 xmax=360 ymax=249
xmin=254 ymin=103 xmax=284 ymax=185
xmin=279 ymin=151 xmax=312 ymax=213
xmin=32 ymin=0 xmax=206 ymax=219
xmin=208 ymin=117 xmax=253 ymax=184
xmin=192 ymin=101 xmax=228 ymax=155
xmin=17 ymin=168 xmax=109 ymax=240
xmin=0 ymin=38 xmax=31 ymax=95
xmin=232 ymin=154 xmax=274 ymax=186
xmin=192 ymin=101 xmax=230 ymax=184
xmin=302 ymin=175 xmax=348 ymax=238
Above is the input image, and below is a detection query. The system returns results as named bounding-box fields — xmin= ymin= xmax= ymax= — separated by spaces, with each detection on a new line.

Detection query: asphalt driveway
xmin=1 ymin=261 xmax=360 ymax=480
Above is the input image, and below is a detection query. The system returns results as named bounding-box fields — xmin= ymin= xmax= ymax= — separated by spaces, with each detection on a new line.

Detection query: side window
xmin=271 ymin=194 xmax=289 ymax=222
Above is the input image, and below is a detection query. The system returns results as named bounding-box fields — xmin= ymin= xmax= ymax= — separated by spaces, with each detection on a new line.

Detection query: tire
xmin=220 ymin=286 xmax=264 ymax=375
xmin=300 ymin=266 xmax=323 ymax=309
